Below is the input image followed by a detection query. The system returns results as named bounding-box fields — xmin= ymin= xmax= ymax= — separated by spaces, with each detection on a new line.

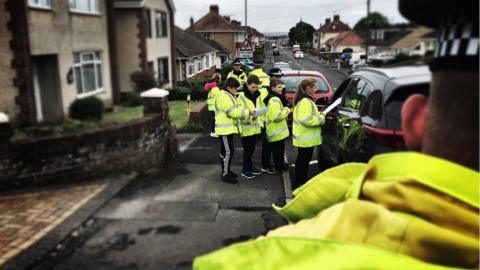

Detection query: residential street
xmin=273 ymin=46 xmax=347 ymax=90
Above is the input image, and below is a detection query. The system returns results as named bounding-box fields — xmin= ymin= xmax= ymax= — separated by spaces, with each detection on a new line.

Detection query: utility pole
xmin=365 ymin=0 xmax=370 ymax=62
xmin=245 ymin=0 xmax=247 ymax=27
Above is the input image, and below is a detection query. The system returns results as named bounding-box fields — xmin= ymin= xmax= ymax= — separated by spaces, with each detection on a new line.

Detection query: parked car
xmin=348 ymin=53 xmax=366 ymax=65
xmin=221 ymin=59 xmax=253 ymax=72
xmin=318 ymin=66 xmax=431 ymax=170
xmin=292 ymin=44 xmax=301 ymax=53
xmin=273 ymin=61 xmax=292 ymax=71
xmin=369 ymin=52 xmax=395 ymax=63
xmin=294 ymin=51 xmax=304 ymax=59
xmin=340 ymin=52 xmax=352 ymax=62
xmin=348 ymin=64 xmax=369 ymax=75
xmin=272 ymin=43 xmax=277 ymax=48
xmin=273 ymin=48 xmax=280 ymax=56
xmin=282 ymin=70 xmax=334 ymax=126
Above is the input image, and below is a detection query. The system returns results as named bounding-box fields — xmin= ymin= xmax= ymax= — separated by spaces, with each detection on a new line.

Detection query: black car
xmin=318 ymin=66 xmax=431 ymax=169
xmin=273 ymin=48 xmax=280 ymax=56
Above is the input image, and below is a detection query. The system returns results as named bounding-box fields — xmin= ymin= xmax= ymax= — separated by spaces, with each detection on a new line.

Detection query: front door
xmin=32 ymin=55 xmax=63 ymax=124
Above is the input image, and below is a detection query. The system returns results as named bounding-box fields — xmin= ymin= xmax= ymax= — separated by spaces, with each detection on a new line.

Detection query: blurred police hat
xmin=269 ymin=68 xmax=283 ymax=77
xmin=232 ymin=58 xmax=241 ymax=65
xmin=399 ymin=0 xmax=478 ymax=71
xmin=253 ymin=59 xmax=263 ymax=66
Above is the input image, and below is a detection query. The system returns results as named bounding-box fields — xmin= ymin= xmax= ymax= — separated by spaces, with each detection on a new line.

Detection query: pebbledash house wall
xmin=0 ymin=97 xmax=178 ymax=190
xmin=114 ymin=9 xmax=139 ymax=93
xmin=0 ymin=4 xmax=18 ymax=123
xmin=27 ymin=1 xmax=114 ymax=115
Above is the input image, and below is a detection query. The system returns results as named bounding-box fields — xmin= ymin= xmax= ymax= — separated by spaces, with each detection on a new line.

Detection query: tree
xmin=288 ymin=21 xmax=316 ymax=48
xmin=354 ymin=12 xmax=391 ymax=30
xmin=342 ymin=47 xmax=353 ymax=53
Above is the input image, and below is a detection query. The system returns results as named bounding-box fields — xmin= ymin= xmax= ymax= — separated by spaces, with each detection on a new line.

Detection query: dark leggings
xmin=270 ymin=139 xmax=285 ymax=170
xmin=295 ymin=147 xmax=314 ymax=187
xmin=211 ymin=111 xmax=215 ymax=133
xmin=241 ymin=135 xmax=257 ymax=171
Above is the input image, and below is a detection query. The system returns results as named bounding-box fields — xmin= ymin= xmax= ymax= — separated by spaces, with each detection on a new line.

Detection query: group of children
xmin=204 ymin=59 xmax=290 ymax=183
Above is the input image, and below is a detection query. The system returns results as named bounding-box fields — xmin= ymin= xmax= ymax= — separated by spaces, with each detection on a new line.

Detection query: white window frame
xmin=73 ymin=51 xmax=104 ymax=98
xmin=205 ymin=55 xmax=209 ymax=69
xmin=187 ymin=62 xmax=195 ymax=76
xmin=197 ymin=59 xmax=203 ymax=72
xmin=28 ymin=0 xmax=51 ymax=9
xmin=69 ymin=0 xmax=99 ymax=15
xmin=155 ymin=10 xmax=168 ymax=37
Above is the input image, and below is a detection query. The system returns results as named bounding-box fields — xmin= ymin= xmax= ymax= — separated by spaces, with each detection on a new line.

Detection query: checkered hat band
xmin=430 ymin=14 xmax=479 ymax=71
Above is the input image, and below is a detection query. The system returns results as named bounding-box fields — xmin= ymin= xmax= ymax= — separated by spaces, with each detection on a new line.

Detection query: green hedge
xmin=168 ymin=77 xmax=211 ymax=101
xmin=69 ymin=96 xmax=104 ymax=121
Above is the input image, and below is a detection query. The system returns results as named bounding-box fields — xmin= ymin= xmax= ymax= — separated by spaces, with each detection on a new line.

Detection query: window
xmin=145 ymin=9 xmax=152 ymax=38
xmin=155 ymin=11 xmax=167 ymax=37
xmin=188 ymin=63 xmax=194 ymax=76
xmin=360 ymin=91 xmax=383 ymax=120
xmin=157 ymin=57 xmax=169 ymax=85
xmin=342 ymin=78 xmax=371 ymax=110
xmin=205 ymin=55 xmax=209 ymax=69
xmin=69 ymin=0 xmax=99 ymax=14
xmin=197 ymin=59 xmax=203 ymax=72
xmin=29 ymin=0 xmax=51 ymax=8
xmin=203 ymin=33 xmax=212 ymax=40
xmin=73 ymin=52 xmax=103 ymax=97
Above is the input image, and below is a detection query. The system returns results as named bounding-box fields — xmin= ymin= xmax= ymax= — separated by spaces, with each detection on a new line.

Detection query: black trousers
xmin=210 ymin=111 xmax=215 ymax=133
xmin=219 ymin=135 xmax=234 ymax=177
xmin=270 ymin=139 xmax=286 ymax=170
xmin=295 ymin=146 xmax=314 ymax=186
xmin=241 ymin=135 xmax=256 ymax=171
xmin=261 ymin=129 xmax=273 ymax=168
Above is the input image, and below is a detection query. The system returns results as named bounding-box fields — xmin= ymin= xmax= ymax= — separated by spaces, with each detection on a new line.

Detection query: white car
xmin=294 ymin=51 xmax=304 ymax=59
xmin=369 ymin=53 xmax=395 ymax=63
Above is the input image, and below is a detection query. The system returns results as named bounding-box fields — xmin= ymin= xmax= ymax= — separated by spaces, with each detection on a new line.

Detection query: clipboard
xmin=322 ymin=98 xmax=342 ymax=114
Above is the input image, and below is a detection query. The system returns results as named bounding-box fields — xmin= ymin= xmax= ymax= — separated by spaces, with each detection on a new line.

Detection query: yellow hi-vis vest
xmin=194 ymin=152 xmax=479 ymax=270
xmin=249 ymin=68 xmax=270 ymax=87
xmin=256 ymin=87 xmax=269 ymax=128
xmin=214 ymin=90 xmax=249 ymax=136
xmin=265 ymin=96 xmax=290 ymax=142
xmin=227 ymin=71 xmax=247 ymax=88
xmin=292 ymin=97 xmax=325 ymax=147
xmin=236 ymin=92 xmax=262 ymax=137
xmin=207 ymin=86 xmax=221 ymax=111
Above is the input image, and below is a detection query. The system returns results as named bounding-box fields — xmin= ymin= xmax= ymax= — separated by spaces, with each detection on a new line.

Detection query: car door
xmin=336 ymin=77 xmax=372 ymax=163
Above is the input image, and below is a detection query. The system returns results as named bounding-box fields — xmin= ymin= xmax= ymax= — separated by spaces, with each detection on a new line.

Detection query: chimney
xmin=190 ymin=17 xmax=194 ymax=27
xmin=325 ymin=18 xmax=331 ymax=25
xmin=210 ymin=5 xmax=219 ymax=15
xmin=333 ymin=15 xmax=340 ymax=22
xmin=223 ymin=16 xmax=231 ymax=22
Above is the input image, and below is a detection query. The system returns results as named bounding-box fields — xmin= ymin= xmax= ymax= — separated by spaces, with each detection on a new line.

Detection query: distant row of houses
xmin=311 ymin=15 xmax=437 ymax=57
xmin=0 ymin=2 xmax=264 ymax=126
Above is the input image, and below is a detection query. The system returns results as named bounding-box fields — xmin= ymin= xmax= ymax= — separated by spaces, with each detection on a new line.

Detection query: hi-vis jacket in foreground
xmin=214 ymin=90 xmax=249 ymax=135
xmin=194 ymin=152 xmax=479 ymax=270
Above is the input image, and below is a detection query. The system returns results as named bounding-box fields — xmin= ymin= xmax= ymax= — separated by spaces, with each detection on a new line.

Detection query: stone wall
xmin=0 ymin=98 xmax=177 ymax=190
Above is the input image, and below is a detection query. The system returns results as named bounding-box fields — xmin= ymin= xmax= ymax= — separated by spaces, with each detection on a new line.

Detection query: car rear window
xmin=282 ymin=76 xmax=329 ymax=93
xmin=383 ymin=83 xmax=429 ymax=130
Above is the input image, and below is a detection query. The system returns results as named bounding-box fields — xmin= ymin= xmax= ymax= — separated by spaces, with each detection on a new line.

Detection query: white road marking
xmin=179 ymin=134 xmax=201 ymax=153
xmin=279 ymin=46 xmax=305 ymax=70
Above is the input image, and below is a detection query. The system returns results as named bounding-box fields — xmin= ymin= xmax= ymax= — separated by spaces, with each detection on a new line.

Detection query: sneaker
xmin=210 ymin=132 xmax=218 ymax=138
xmin=227 ymin=171 xmax=238 ymax=178
xmin=261 ymin=167 xmax=277 ymax=175
xmin=222 ymin=175 xmax=238 ymax=184
xmin=251 ymin=167 xmax=262 ymax=175
xmin=241 ymin=170 xmax=256 ymax=179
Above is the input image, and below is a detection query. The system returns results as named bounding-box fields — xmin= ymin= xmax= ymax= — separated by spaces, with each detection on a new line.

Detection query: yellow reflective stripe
xmin=216 ymin=123 xmax=236 ymax=128
xmin=267 ymin=126 xmax=288 ymax=137
xmin=294 ymin=133 xmax=321 ymax=141
xmin=242 ymin=124 xmax=257 ymax=131
xmin=368 ymin=152 xmax=479 ymax=208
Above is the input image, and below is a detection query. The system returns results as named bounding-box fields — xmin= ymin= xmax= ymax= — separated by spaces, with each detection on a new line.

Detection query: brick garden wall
xmin=0 ymin=99 xmax=177 ymax=189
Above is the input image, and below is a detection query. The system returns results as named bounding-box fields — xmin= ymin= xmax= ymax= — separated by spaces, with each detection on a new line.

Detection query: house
xmin=175 ymin=26 xmax=217 ymax=82
xmin=113 ymin=0 xmax=175 ymax=90
xmin=188 ymin=5 xmax=246 ymax=57
xmin=389 ymin=27 xmax=434 ymax=56
xmin=364 ymin=28 xmax=413 ymax=56
xmin=243 ymin=26 xmax=265 ymax=47
xmin=202 ymin=38 xmax=232 ymax=68
xmin=325 ymin=31 xmax=364 ymax=53
xmin=0 ymin=0 xmax=116 ymax=125
xmin=313 ymin=15 xmax=351 ymax=50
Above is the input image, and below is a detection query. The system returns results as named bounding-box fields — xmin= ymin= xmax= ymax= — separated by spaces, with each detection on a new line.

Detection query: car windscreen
xmin=282 ymin=76 xmax=329 ymax=93
xmin=383 ymin=83 xmax=429 ymax=130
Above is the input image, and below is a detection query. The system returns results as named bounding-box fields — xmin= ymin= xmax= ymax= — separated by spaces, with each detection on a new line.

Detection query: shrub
xmin=126 ymin=91 xmax=142 ymax=107
xmin=130 ymin=70 xmax=157 ymax=92
xmin=168 ymin=86 xmax=191 ymax=101
xmin=342 ymin=47 xmax=353 ymax=53
xmin=176 ymin=77 xmax=210 ymax=101
xmin=69 ymin=96 xmax=104 ymax=121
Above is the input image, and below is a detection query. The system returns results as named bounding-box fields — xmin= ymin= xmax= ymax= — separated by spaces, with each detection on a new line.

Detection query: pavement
xmin=46 ymin=134 xmax=287 ymax=270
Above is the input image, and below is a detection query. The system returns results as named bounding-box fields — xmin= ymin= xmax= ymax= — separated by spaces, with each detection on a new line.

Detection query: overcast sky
xmin=174 ymin=0 xmax=408 ymax=33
